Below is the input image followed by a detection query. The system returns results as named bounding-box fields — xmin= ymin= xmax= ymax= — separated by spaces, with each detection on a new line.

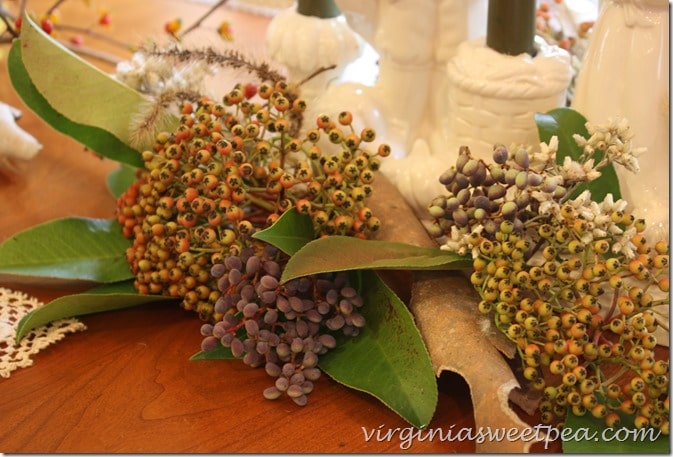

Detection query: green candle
xmin=296 ymin=0 xmax=342 ymax=19
xmin=486 ymin=0 xmax=536 ymax=56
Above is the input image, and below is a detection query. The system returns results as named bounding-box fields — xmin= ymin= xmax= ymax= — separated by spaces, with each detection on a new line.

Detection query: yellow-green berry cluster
xmin=428 ymin=144 xmax=669 ymax=433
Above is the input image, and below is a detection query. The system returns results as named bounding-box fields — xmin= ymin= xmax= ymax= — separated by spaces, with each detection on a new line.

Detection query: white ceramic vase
xmin=571 ymin=0 xmax=669 ymax=241
xmin=442 ymin=37 xmax=572 ymax=162
xmin=265 ymin=2 xmax=365 ymax=101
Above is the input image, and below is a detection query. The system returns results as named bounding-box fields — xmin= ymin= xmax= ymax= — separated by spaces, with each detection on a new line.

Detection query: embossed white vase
xmin=443 ymin=37 xmax=572 ymax=162
xmin=265 ymin=1 xmax=365 ymax=101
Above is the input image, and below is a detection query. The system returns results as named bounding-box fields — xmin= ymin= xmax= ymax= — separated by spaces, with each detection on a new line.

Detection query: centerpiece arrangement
xmin=0 ymin=3 xmax=668 ymax=454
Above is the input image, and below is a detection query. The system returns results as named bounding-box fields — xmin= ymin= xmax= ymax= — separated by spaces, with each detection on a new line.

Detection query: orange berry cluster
xmin=115 ymin=81 xmax=388 ymax=320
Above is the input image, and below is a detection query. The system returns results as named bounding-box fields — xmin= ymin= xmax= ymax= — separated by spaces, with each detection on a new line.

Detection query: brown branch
xmin=46 ymin=0 xmax=69 ymax=16
xmin=178 ymin=0 xmax=229 ymax=39
xmin=61 ymin=41 xmax=123 ymax=65
xmin=55 ymin=22 xmax=135 ymax=51
xmin=297 ymin=64 xmax=337 ymax=86
xmin=0 ymin=9 xmax=18 ymax=39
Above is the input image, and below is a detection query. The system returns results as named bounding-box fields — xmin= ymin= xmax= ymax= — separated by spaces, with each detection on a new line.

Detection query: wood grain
xmin=0 ymin=0 xmax=560 ymax=452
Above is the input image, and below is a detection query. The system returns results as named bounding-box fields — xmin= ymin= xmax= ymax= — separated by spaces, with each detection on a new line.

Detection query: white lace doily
xmin=0 ymin=287 xmax=86 ymax=378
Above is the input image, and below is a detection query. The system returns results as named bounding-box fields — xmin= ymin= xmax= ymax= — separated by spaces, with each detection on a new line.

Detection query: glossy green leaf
xmin=107 ymin=164 xmax=138 ymax=198
xmin=281 ymin=236 xmax=472 ymax=283
xmin=320 ymin=270 xmax=437 ymax=428
xmin=8 ymin=41 xmax=144 ymax=167
xmin=0 ymin=217 xmax=132 ymax=282
xmin=190 ymin=340 xmax=234 ymax=360
xmin=562 ymin=411 xmax=669 ymax=454
xmin=535 ymin=108 xmax=621 ymax=201
xmin=16 ymin=15 xmax=172 ymax=152
xmin=251 ymin=208 xmax=315 ymax=256
xmin=16 ymin=280 xmax=177 ymax=341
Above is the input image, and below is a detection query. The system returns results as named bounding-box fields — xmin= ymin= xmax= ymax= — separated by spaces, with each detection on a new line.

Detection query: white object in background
xmin=373 ymin=0 xmax=489 ymax=156
xmin=0 ymin=102 xmax=42 ymax=168
xmin=308 ymin=0 xmax=486 ymax=157
xmin=266 ymin=5 xmax=365 ymax=101
xmin=443 ymin=37 xmax=572 ymax=163
xmin=571 ymin=0 xmax=669 ymax=242
xmin=306 ymin=0 xmax=487 ymax=217
xmin=379 ymin=139 xmax=449 ymax=219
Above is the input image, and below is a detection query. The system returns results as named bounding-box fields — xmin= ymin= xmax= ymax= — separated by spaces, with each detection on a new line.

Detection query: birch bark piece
xmin=369 ymin=172 xmax=547 ymax=452
xmin=410 ymin=271 xmax=547 ymax=452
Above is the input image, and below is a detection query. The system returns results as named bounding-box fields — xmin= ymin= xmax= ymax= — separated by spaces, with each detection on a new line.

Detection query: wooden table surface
xmin=0 ymin=0 xmax=560 ymax=452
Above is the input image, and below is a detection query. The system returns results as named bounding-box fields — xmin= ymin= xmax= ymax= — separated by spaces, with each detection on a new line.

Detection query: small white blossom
xmin=440 ymin=226 xmax=472 ymax=257
xmin=599 ymin=194 xmax=628 ymax=214
xmin=612 ymin=226 xmax=637 ymax=259
xmin=570 ymin=189 xmax=592 ymax=209
xmin=572 ymin=134 xmax=587 ymax=148
xmin=578 ymin=117 xmax=644 ymax=174
xmin=560 ymin=156 xmax=602 ymax=183
xmin=531 ymin=136 xmax=558 ymax=172
xmin=531 ymin=189 xmax=561 ymax=217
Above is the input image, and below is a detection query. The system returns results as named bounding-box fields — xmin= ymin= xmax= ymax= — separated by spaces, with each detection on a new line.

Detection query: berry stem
xmin=178 ymin=0 xmax=230 ymax=39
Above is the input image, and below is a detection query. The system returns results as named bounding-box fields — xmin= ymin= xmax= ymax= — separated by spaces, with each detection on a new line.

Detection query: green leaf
xmin=281 ymin=236 xmax=472 ymax=283
xmin=562 ymin=411 xmax=669 ymax=453
xmin=7 ymin=41 xmax=144 ymax=168
xmin=0 ymin=217 xmax=133 ymax=283
xmin=320 ymin=270 xmax=438 ymax=428
xmin=15 ymin=15 xmax=176 ymax=152
xmin=190 ymin=340 xmax=234 ymax=360
xmin=16 ymin=280 xmax=177 ymax=341
xmin=107 ymin=163 xmax=138 ymax=198
xmin=251 ymin=208 xmax=315 ymax=256
xmin=535 ymin=108 xmax=621 ymax=201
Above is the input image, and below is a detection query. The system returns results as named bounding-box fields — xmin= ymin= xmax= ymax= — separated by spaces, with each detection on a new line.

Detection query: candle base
xmin=443 ymin=37 xmax=572 ymax=162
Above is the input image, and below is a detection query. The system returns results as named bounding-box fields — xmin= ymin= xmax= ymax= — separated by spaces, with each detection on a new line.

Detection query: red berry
xmin=99 ymin=13 xmax=111 ymax=26
xmin=70 ymin=35 xmax=84 ymax=46
xmin=40 ymin=19 xmax=54 ymax=34
xmin=243 ymin=83 xmax=257 ymax=99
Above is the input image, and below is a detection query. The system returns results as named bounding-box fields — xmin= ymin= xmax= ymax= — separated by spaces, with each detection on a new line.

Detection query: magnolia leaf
xmin=252 ymin=208 xmax=314 ymax=255
xmin=190 ymin=340 xmax=234 ymax=360
xmin=281 ymin=237 xmax=471 ymax=283
xmin=16 ymin=280 xmax=176 ymax=341
xmin=7 ymin=41 xmax=144 ymax=168
xmin=107 ymin=164 xmax=138 ymax=198
xmin=320 ymin=270 xmax=437 ymax=429
xmin=535 ymin=108 xmax=621 ymax=201
xmin=366 ymin=173 xmax=544 ymax=452
xmin=0 ymin=217 xmax=132 ymax=283
xmin=562 ymin=411 xmax=669 ymax=453
xmin=16 ymin=15 xmax=161 ymax=151
xmin=410 ymin=271 xmax=541 ymax=452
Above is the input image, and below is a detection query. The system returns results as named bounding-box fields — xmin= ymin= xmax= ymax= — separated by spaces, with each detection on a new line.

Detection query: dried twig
xmin=178 ymin=0 xmax=229 ymax=39
xmin=46 ymin=0 xmax=68 ymax=16
xmin=144 ymin=45 xmax=286 ymax=84
xmin=55 ymin=23 xmax=135 ymax=51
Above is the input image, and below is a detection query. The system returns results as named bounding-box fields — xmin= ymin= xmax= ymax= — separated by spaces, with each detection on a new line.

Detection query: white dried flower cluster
xmin=560 ymin=155 xmax=601 ymax=182
xmin=115 ymin=51 xmax=216 ymax=96
xmin=573 ymin=116 xmax=645 ymax=174
xmin=530 ymin=135 xmax=558 ymax=172
xmin=439 ymin=224 xmax=475 ymax=257
xmin=551 ymin=190 xmax=638 ymax=258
